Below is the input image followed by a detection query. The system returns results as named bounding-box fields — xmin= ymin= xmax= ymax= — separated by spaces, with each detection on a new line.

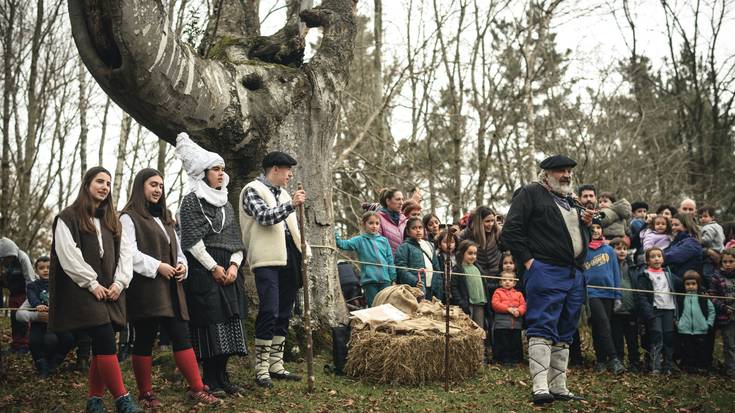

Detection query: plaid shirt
xmin=242 ymin=178 xmax=295 ymax=227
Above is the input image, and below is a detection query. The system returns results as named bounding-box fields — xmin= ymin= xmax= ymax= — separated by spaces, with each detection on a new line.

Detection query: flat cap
xmin=539 ymin=155 xmax=577 ymax=170
xmin=262 ymin=151 xmax=297 ymax=168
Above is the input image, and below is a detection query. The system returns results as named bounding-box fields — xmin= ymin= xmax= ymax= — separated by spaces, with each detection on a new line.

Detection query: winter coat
xmin=615 ymin=259 xmax=638 ymax=315
xmin=394 ymin=238 xmax=440 ymax=299
xmin=709 ymin=269 xmax=735 ymax=326
xmin=583 ymin=244 xmax=621 ymax=299
xmin=0 ymin=237 xmax=36 ymax=295
xmin=635 ymin=267 xmax=678 ymax=322
xmin=640 ymin=229 xmax=672 ymax=251
xmin=700 ymin=222 xmax=725 ymax=252
xmin=664 ymin=232 xmax=703 ymax=290
xmin=377 ymin=209 xmax=407 ymax=254
xmin=450 ymin=263 xmax=491 ymax=317
xmin=26 ymin=278 xmax=49 ymax=307
xmin=491 ymin=287 xmax=526 ymax=329
xmin=629 ymin=218 xmax=646 ymax=250
xmin=500 ymin=183 xmax=591 ymax=270
xmin=600 ymin=198 xmax=632 ymax=239
xmin=335 ymin=232 xmax=396 ymax=284
xmin=676 ymin=293 xmax=714 ymax=335
xmin=458 ymin=228 xmax=502 ymax=284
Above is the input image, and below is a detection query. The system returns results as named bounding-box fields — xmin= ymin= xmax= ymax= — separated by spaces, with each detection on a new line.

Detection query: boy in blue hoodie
xmin=583 ymin=220 xmax=624 ymax=374
xmin=677 ymin=271 xmax=715 ymax=373
xmin=336 ymin=212 xmax=396 ymax=306
xmin=26 ymin=256 xmax=75 ymax=376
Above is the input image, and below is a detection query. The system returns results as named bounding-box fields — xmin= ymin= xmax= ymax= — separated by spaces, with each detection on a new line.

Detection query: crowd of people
xmin=1 ymin=147 xmax=735 ymax=410
xmin=335 ymin=154 xmax=735 ymax=404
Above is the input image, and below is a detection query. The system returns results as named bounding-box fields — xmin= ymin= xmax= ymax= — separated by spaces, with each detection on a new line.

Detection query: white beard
xmin=545 ymin=174 xmax=573 ymax=196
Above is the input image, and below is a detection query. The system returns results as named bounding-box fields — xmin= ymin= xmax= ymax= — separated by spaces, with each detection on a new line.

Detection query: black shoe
xmin=532 ymin=392 xmax=555 ymax=405
xmin=85 ymin=397 xmax=107 ymax=413
xmin=256 ymin=376 xmax=273 ymax=388
xmin=551 ymin=391 xmax=585 ymax=401
xmin=609 ymin=358 xmax=626 ymax=375
xmin=221 ymin=371 xmax=247 ymax=395
xmin=270 ymin=370 xmax=301 ymax=381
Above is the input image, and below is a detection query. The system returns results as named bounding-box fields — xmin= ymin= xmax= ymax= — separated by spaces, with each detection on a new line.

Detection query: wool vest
xmin=124 ymin=211 xmax=189 ymax=322
xmin=49 ymin=208 xmax=126 ymax=332
xmin=239 ymin=180 xmax=305 ymax=270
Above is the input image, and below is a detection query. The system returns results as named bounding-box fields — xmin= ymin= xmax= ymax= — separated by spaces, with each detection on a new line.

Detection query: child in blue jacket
xmin=583 ymin=220 xmax=623 ymax=374
xmin=336 ymin=212 xmax=396 ymax=307
xmin=395 ymin=217 xmax=440 ymax=299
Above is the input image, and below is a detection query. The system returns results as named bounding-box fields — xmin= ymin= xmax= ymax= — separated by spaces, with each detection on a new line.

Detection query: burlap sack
xmin=372 ymin=284 xmax=423 ymax=315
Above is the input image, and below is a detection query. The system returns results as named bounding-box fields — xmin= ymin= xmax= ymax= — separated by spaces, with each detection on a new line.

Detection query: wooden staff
xmin=296 ymin=182 xmax=315 ymax=393
xmin=443 ymin=251 xmax=452 ymax=392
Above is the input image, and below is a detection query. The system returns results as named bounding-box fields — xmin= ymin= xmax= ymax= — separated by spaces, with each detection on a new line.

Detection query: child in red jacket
xmin=492 ymin=271 xmax=527 ymax=364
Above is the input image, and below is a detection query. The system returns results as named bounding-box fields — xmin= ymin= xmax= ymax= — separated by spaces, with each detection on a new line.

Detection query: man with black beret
xmin=500 ymin=155 xmax=593 ymax=404
xmin=239 ymin=151 xmax=309 ymax=387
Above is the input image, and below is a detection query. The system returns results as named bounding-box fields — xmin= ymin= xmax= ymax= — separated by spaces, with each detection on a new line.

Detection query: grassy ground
xmin=1 ymin=318 xmax=734 ymax=413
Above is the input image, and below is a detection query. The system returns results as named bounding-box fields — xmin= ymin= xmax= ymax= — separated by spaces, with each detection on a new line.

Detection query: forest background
xmin=1 ymin=0 xmax=734 ymax=258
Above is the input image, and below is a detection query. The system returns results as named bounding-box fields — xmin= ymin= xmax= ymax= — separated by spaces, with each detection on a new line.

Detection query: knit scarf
xmin=381 ymin=207 xmax=401 ymax=225
xmin=589 ymin=238 xmax=605 ymax=250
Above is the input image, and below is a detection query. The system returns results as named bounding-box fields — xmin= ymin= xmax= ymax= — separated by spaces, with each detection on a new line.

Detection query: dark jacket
xmin=664 ymin=232 xmax=703 ymax=290
xmin=500 ymin=183 xmax=591 ymax=270
xmin=634 ymin=266 xmax=678 ymax=321
xmin=49 ymin=208 xmax=126 ymax=332
xmin=26 ymin=278 xmax=49 ymax=307
xmin=124 ymin=211 xmax=189 ymax=322
xmin=450 ymin=263 xmax=492 ymax=317
xmin=709 ymin=269 xmax=735 ymax=326
xmin=394 ymin=238 xmax=440 ymax=299
xmin=615 ymin=259 xmax=638 ymax=315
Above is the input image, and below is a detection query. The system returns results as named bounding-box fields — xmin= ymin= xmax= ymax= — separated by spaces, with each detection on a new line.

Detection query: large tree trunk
xmin=68 ymin=0 xmax=357 ymax=327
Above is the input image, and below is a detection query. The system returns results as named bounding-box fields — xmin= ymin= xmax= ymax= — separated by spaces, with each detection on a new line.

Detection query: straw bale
xmin=345 ymin=299 xmax=484 ymax=384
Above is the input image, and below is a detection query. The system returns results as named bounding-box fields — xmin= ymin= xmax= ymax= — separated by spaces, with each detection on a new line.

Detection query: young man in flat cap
xmin=500 ymin=155 xmax=593 ymax=405
xmin=239 ymin=151 xmax=309 ymax=388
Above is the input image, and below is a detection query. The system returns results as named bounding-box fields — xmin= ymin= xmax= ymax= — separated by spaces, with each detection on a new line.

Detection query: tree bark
xmin=68 ymin=0 xmax=357 ymax=326
xmin=78 ymin=58 xmax=89 ymax=175
xmin=0 ymin=1 xmax=18 ymax=235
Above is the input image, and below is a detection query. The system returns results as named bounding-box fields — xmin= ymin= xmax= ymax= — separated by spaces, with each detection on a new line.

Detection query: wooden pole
xmin=443 ymin=251 xmax=451 ymax=392
xmin=296 ymin=182 xmax=315 ymax=393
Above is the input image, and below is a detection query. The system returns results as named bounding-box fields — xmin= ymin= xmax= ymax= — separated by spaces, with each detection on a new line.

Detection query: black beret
xmin=539 ymin=155 xmax=577 ymax=170
xmin=631 ymin=201 xmax=649 ymax=211
xmin=262 ymin=151 xmax=297 ymax=168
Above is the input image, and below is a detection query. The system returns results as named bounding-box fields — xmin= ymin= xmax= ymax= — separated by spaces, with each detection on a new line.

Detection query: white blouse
xmin=120 ymin=214 xmax=188 ymax=279
xmin=188 ymin=241 xmax=243 ymax=271
xmin=54 ymin=217 xmax=133 ymax=293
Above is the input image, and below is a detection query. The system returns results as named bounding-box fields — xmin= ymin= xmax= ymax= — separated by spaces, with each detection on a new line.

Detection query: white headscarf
xmin=175 ymin=132 xmax=230 ymax=207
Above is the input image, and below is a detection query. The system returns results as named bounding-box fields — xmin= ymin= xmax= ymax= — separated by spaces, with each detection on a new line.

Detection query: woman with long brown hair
xmin=49 ymin=166 xmax=142 ymax=413
xmin=120 ymin=168 xmax=221 ymax=408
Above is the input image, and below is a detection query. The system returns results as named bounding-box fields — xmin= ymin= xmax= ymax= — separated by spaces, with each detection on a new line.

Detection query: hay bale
xmin=345 ymin=300 xmax=484 ymax=385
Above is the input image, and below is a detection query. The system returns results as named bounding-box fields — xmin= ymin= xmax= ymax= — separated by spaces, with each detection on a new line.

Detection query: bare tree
xmin=68 ymin=0 xmax=358 ymax=325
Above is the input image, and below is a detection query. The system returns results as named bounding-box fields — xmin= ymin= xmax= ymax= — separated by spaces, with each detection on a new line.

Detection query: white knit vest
xmin=239 ymin=180 xmax=303 ymax=270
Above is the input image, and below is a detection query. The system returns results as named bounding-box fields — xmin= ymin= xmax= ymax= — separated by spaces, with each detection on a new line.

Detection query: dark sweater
xmin=26 ymin=278 xmax=49 ymax=307
xmin=500 ymin=183 xmax=591 ymax=270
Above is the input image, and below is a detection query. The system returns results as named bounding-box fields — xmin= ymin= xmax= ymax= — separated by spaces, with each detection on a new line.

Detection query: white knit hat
xmin=175 ymin=132 xmax=230 ymax=206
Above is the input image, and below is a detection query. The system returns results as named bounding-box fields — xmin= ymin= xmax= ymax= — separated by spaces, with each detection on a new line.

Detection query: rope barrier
xmin=311 ymin=244 xmax=735 ymax=302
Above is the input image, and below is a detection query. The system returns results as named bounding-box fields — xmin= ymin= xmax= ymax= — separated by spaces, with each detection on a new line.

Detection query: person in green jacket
xmin=335 ymin=212 xmax=396 ymax=307
xmin=395 ymin=217 xmax=441 ymax=299
xmin=677 ymin=270 xmax=715 ymax=373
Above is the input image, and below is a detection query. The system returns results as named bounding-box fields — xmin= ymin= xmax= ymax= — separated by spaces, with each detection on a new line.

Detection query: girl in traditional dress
xmin=49 ymin=166 xmax=142 ymax=413
xmin=121 ymin=168 xmax=221 ymax=407
xmin=176 ymin=134 xmax=248 ymax=397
